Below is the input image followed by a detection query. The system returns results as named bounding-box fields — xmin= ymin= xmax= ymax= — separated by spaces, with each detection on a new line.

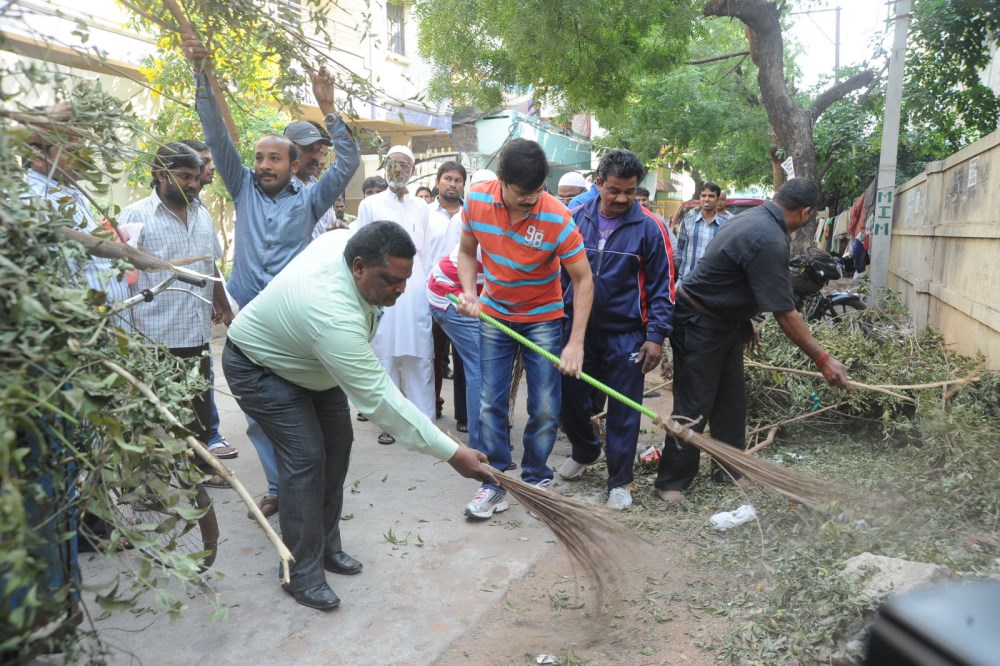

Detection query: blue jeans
xmin=479 ymin=317 xmax=562 ymax=486
xmin=431 ymin=305 xmax=482 ymax=451
xmin=247 ymin=415 xmax=279 ymax=497
xmin=223 ymin=340 xmax=352 ymax=592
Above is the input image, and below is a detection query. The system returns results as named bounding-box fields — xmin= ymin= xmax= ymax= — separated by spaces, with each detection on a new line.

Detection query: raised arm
xmin=181 ymin=32 xmax=247 ymax=200
xmin=307 ymin=66 xmax=361 ymax=220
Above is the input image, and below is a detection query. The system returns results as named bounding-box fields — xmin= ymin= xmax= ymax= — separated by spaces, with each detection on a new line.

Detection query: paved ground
xmin=83 ymin=339 xmax=584 ymax=665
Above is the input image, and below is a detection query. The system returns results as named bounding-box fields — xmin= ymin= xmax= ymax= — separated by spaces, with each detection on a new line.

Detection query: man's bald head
xmin=253 ymin=134 xmax=300 ymax=196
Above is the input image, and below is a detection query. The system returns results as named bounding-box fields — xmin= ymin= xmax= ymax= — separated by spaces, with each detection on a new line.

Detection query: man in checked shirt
xmin=118 ymin=142 xmax=230 ymax=487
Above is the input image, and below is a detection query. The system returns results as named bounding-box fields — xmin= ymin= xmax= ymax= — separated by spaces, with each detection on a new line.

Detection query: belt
xmin=225 ymin=337 xmax=250 ymax=360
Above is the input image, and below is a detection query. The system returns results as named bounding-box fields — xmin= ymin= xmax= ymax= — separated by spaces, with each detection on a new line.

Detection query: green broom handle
xmin=446 ymin=294 xmax=661 ymax=420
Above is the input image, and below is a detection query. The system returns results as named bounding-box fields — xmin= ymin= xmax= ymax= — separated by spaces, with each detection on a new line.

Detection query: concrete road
xmin=85 ymin=339 xmax=563 ymax=666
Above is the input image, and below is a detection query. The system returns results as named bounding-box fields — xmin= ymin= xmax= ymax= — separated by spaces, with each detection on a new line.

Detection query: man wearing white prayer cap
xmin=557 ymin=171 xmax=589 ymax=205
xmin=354 ymin=145 xmax=435 ymax=444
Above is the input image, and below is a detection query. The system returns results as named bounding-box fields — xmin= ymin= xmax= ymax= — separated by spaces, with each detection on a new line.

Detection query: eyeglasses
xmin=503 ymin=181 xmax=544 ymax=204
xmin=388 ymin=159 xmax=414 ymax=171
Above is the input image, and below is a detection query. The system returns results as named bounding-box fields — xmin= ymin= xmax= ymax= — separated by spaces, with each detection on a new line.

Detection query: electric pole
xmin=870 ymin=0 xmax=912 ymax=299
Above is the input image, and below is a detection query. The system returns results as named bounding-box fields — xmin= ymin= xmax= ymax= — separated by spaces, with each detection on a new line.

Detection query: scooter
xmin=790 ymin=247 xmax=868 ymax=326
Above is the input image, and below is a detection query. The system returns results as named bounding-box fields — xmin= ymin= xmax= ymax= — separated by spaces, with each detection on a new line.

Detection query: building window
xmin=387 ymin=1 xmax=405 ymax=55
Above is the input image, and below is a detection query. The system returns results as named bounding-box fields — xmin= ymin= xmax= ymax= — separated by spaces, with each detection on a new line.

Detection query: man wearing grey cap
xmin=285 ymin=120 xmax=333 ymax=184
xmin=182 ymin=28 xmax=360 ymax=518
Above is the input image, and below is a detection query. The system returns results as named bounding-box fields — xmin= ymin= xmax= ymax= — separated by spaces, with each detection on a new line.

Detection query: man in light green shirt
xmin=223 ymin=221 xmax=492 ymax=611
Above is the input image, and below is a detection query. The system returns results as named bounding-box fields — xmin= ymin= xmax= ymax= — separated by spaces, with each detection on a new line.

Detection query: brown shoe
xmin=248 ymin=494 xmax=279 ymax=520
xmin=657 ymin=489 xmax=684 ymax=504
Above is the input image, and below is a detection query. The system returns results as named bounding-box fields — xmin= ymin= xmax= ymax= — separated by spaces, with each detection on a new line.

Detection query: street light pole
xmin=870 ymin=0 xmax=912 ymax=299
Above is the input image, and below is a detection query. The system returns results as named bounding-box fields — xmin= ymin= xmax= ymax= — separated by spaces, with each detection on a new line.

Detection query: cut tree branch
xmin=810 ymin=69 xmax=877 ymax=121
xmin=686 ymin=50 xmax=750 ymax=65
xmin=95 ymin=356 xmax=294 ymax=583
xmin=159 ymin=0 xmax=239 ymax=143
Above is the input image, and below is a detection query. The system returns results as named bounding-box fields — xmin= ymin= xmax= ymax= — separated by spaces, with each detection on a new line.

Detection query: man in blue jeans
xmin=456 ymin=139 xmax=594 ymax=520
xmin=182 ymin=30 xmax=359 ymax=517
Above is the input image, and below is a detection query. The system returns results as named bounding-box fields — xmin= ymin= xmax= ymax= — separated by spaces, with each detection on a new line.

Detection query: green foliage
xmin=1 ymin=69 xmax=219 ymax=662
xmin=907 ymin=0 xmax=1000 ymax=149
xmin=598 ymin=19 xmax=773 ymax=186
xmin=124 ymin=0 xmax=380 ymax=112
xmin=416 ymin=0 xmax=698 ymax=113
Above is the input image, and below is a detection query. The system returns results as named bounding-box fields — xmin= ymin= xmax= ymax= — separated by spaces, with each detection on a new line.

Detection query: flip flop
xmin=208 ymin=441 xmax=239 ymax=459
xmin=203 ymin=473 xmax=232 ymax=489
xmin=248 ymin=495 xmax=279 ymax=520
xmin=377 ymin=432 xmax=395 ymax=445
xmin=457 ymin=422 xmax=468 ymax=433
xmin=356 ymin=413 xmax=369 ymax=422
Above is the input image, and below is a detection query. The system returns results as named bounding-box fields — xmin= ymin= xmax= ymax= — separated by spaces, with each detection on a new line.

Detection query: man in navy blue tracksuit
xmin=559 ymin=149 xmax=676 ymax=509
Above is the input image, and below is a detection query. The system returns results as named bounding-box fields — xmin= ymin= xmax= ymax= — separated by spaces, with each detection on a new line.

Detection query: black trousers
xmin=169 ymin=344 xmax=212 ymax=448
xmin=654 ymin=310 xmax=746 ymax=491
xmin=222 ymin=342 xmax=352 ymax=592
xmin=453 ymin=352 xmax=467 ymax=423
xmin=432 ymin=321 xmax=450 ymax=416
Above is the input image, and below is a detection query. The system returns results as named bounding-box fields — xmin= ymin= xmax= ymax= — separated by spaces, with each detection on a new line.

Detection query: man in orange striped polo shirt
xmin=456 ymin=139 xmax=594 ymax=520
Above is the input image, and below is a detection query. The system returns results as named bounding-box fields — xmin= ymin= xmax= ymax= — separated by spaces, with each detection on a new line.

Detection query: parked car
xmin=670 ymin=197 xmax=767 ymax=233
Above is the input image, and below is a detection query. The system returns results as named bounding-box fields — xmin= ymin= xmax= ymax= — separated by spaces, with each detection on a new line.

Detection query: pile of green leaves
xmin=1 ymin=72 xmax=218 ymax=662
xmin=684 ymin=294 xmax=998 ymax=664
xmin=745 ymin=290 xmax=985 ymax=442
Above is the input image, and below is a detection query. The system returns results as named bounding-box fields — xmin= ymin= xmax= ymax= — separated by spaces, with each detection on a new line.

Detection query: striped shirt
xmin=462 ymin=180 xmax=585 ymax=322
xmin=675 ymin=209 xmax=730 ymax=281
xmin=118 ymin=190 xmax=222 ymax=348
xmin=426 ymin=245 xmax=483 ymax=311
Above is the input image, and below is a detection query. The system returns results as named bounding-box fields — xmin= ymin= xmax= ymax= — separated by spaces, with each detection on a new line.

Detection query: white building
xmin=0 ymin=0 xmax=451 ymax=207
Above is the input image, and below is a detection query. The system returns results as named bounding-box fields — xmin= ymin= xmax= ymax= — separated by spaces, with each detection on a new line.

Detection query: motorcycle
xmin=790 ymin=247 xmax=868 ymax=329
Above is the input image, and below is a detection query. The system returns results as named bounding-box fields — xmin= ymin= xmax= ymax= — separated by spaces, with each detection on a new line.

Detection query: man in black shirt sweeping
xmin=656 ymin=178 xmax=851 ymax=503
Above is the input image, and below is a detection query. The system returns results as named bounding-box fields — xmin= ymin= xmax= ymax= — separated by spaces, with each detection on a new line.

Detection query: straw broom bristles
xmin=656 ymin=417 xmax=850 ymax=507
xmin=482 ymin=464 xmax=635 ymax=612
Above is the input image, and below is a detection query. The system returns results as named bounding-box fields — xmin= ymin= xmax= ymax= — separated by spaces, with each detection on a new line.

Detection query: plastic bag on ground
xmin=709 ymin=504 xmax=757 ymax=530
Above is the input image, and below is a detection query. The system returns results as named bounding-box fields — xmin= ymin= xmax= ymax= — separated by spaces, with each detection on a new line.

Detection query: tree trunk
xmin=705 ymin=0 xmax=818 ymax=252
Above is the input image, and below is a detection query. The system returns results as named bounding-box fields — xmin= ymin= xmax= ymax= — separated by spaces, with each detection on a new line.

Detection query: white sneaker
xmin=607 ymin=487 xmax=633 ymax=510
xmin=527 ymin=479 xmax=551 ymax=519
xmin=464 ymin=487 xmax=509 ymax=520
xmin=558 ymin=458 xmax=587 ymax=480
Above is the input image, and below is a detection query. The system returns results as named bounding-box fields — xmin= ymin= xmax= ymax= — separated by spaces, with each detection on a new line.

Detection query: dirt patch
xmin=436 ymin=515 xmax=727 ymax=666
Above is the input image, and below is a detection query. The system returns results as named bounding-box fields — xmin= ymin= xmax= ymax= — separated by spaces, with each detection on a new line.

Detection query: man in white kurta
xmin=354 ymin=146 xmax=435 ymax=431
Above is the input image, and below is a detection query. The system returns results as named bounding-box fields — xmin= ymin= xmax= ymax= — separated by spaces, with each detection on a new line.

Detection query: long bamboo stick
xmin=744 ymin=360 xmax=913 ymax=402
xmin=746 ymin=360 xmax=979 ymax=393
xmin=160 ymin=0 xmax=240 ymax=144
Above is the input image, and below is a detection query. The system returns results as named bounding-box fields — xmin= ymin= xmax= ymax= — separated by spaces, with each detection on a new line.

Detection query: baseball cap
xmin=283 ymin=121 xmax=333 ymax=147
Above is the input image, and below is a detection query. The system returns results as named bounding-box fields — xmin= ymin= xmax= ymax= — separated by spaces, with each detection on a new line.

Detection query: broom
xmin=448 ymin=295 xmax=850 ymax=508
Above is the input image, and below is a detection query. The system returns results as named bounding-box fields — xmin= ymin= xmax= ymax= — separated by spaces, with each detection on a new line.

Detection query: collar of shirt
xmin=26 ymin=168 xmax=96 ymax=223
xmin=762 ymin=201 xmax=790 ymax=235
xmin=689 ymin=209 xmax=726 ymax=226
xmin=146 ymin=187 xmax=204 ymax=221
xmin=430 ymin=197 xmax=463 ymax=218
